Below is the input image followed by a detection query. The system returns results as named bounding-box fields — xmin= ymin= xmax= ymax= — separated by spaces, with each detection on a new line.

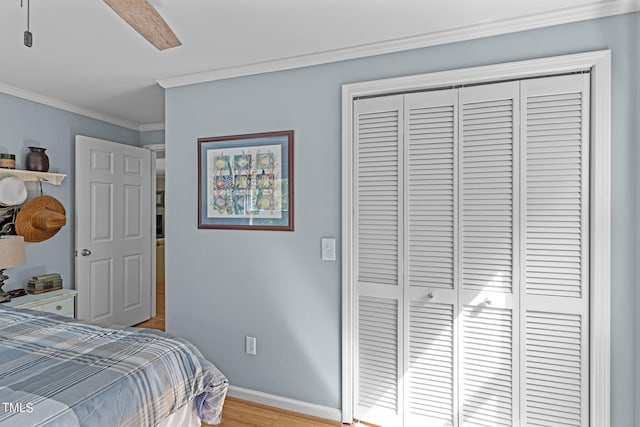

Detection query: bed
xmin=0 ymin=305 xmax=228 ymax=426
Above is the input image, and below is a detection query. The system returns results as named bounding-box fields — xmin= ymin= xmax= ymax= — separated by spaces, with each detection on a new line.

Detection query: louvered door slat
xmin=355 ymin=96 xmax=401 ymax=287
xmin=357 ymin=296 xmax=400 ymax=414
xmin=404 ymin=90 xmax=458 ymax=427
xmin=459 ymin=82 xmax=519 ymax=427
xmin=407 ymin=98 xmax=456 ymax=290
xmin=461 ymin=305 xmax=514 ymax=427
xmin=407 ymin=301 xmax=455 ymax=426
xmin=461 ymin=85 xmax=516 ymax=294
xmin=354 ymin=96 xmax=403 ymax=427
xmin=520 ymin=74 xmax=590 ymax=427
xmin=524 ymin=84 xmax=587 ymax=298
xmin=524 ymin=312 xmax=584 ymax=427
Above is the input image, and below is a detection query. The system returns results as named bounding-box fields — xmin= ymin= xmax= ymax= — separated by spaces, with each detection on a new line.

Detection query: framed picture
xmin=156 ymin=191 xmax=164 ymax=207
xmin=198 ymin=130 xmax=294 ymax=231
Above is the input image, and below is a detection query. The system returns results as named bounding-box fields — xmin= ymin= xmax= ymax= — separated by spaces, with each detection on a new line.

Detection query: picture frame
xmin=198 ymin=130 xmax=294 ymax=231
xmin=156 ymin=191 xmax=164 ymax=208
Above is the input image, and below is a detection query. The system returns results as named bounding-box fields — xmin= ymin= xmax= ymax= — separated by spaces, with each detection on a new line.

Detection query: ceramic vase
xmin=26 ymin=147 xmax=49 ymax=172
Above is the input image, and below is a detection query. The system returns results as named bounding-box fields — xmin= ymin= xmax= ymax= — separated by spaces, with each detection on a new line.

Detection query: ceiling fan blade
xmin=103 ymin=0 xmax=181 ymax=50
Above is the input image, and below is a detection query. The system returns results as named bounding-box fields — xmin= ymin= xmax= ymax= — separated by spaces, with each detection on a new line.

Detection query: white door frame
xmin=341 ymin=50 xmax=611 ymax=426
xmin=144 ymin=143 xmax=165 ymax=318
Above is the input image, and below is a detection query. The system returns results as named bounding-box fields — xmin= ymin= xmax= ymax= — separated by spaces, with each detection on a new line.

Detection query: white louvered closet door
xmin=520 ymin=74 xmax=590 ymax=427
xmin=350 ymin=74 xmax=591 ymax=427
xmin=404 ymin=90 xmax=458 ymax=427
xmin=353 ymin=95 xmax=404 ymax=427
xmin=458 ymin=81 xmax=520 ymax=427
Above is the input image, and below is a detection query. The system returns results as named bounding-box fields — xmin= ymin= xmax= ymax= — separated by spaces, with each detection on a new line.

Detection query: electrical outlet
xmin=245 ymin=336 xmax=256 ymax=355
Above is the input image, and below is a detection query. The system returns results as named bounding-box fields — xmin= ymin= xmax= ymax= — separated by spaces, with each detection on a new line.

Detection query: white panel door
xmin=520 ymin=74 xmax=590 ymax=427
xmin=458 ymin=82 xmax=520 ymax=427
xmin=76 ymin=135 xmax=152 ymax=326
xmin=353 ymin=95 xmax=403 ymax=427
xmin=404 ymin=89 xmax=458 ymax=427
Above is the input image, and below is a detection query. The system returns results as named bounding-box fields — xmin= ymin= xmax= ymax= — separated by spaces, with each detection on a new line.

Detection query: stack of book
xmin=27 ymin=273 xmax=63 ymax=295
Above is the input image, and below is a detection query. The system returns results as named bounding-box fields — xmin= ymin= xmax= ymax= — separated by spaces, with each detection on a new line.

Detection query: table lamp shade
xmin=0 ymin=236 xmax=25 ymax=269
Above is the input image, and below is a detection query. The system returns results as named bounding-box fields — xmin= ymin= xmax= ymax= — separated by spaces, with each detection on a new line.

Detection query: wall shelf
xmin=0 ymin=168 xmax=66 ymax=186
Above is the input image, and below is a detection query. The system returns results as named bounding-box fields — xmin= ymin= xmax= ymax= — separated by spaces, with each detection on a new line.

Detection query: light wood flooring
xmin=209 ymin=397 xmax=345 ymax=426
xmin=135 ymin=283 xmax=361 ymax=427
xmin=134 ymin=280 xmax=165 ymax=330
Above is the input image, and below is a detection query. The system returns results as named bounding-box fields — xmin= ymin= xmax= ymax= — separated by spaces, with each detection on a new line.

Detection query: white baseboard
xmin=226 ymin=385 xmax=342 ymax=422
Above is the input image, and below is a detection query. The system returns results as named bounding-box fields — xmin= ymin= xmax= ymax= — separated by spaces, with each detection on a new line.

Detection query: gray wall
xmin=165 ymin=13 xmax=638 ymax=424
xmin=0 ymin=93 xmax=140 ymax=291
xmin=140 ymin=129 xmax=165 ymax=146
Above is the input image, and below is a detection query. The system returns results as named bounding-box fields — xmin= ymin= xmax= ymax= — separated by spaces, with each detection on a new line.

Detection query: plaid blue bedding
xmin=0 ymin=306 xmax=228 ymax=426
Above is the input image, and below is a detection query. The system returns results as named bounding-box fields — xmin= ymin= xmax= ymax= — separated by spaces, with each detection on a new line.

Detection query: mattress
xmin=0 ymin=306 xmax=228 ymax=426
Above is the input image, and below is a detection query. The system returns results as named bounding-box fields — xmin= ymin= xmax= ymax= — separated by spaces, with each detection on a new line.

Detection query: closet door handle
xmin=425 ymin=292 xmax=434 ymax=302
xmin=81 ymin=249 xmax=91 ymax=256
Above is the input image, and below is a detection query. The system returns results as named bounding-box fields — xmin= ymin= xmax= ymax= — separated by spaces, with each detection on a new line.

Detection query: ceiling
xmin=0 ymin=0 xmax=637 ymax=129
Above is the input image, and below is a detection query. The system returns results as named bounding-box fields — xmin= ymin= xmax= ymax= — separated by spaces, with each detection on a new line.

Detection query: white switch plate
xmin=245 ymin=336 xmax=256 ymax=355
xmin=321 ymin=238 xmax=336 ymax=261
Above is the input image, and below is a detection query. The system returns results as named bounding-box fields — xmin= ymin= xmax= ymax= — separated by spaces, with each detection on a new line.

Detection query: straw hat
xmin=15 ymin=195 xmax=66 ymax=242
xmin=0 ymin=176 xmax=27 ymax=207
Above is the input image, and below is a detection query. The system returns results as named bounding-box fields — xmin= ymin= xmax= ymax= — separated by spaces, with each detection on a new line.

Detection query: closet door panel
xmin=357 ymin=296 xmax=401 ymax=422
xmin=356 ymin=102 xmax=402 ymax=287
xmin=460 ymin=83 xmax=519 ymax=296
xmin=461 ymin=305 xmax=514 ymax=427
xmin=520 ymin=74 xmax=590 ymax=427
xmin=459 ymin=82 xmax=520 ymax=426
xmin=523 ymin=310 xmax=585 ymax=426
xmin=407 ymin=301 xmax=455 ymax=427
xmin=404 ymin=90 xmax=458 ymax=427
xmin=405 ymin=90 xmax=457 ymax=291
xmin=353 ymin=96 xmax=403 ymax=426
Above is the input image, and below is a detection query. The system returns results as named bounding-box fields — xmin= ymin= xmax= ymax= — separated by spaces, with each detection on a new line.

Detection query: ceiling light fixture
xmin=20 ymin=0 xmax=33 ymax=47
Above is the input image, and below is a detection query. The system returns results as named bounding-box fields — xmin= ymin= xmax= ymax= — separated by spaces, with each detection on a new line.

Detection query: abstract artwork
xmin=198 ymin=131 xmax=293 ymax=230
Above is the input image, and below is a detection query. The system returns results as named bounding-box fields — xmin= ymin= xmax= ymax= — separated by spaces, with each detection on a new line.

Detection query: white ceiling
xmin=0 ymin=0 xmax=637 ymax=129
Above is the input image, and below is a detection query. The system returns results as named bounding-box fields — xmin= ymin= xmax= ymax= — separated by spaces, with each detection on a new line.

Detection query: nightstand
xmin=4 ymin=289 xmax=77 ymax=318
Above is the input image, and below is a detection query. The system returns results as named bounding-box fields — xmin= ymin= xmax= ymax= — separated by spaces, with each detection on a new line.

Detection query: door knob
xmin=81 ymin=249 xmax=91 ymax=256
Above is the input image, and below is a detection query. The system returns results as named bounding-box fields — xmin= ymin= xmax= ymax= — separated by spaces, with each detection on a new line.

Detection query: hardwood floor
xmin=134 ymin=280 xmax=165 ymax=330
xmin=134 ymin=315 xmax=165 ymax=330
xmin=209 ymin=397 xmax=345 ymax=427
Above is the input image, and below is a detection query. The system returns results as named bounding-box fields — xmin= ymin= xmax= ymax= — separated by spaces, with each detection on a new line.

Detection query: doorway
xmin=138 ymin=143 xmax=165 ymax=330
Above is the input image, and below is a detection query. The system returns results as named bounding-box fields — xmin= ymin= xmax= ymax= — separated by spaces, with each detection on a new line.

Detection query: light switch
xmin=321 ymin=238 xmax=336 ymax=261
xmin=245 ymin=336 xmax=256 ymax=355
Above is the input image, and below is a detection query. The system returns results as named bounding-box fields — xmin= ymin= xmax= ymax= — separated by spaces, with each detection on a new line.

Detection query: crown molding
xmin=157 ymin=2 xmax=639 ymax=88
xmin=0 ymin=82 xmax=139 ymax=131
xmin=139 ymin=123 xmax=166 ymax=132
